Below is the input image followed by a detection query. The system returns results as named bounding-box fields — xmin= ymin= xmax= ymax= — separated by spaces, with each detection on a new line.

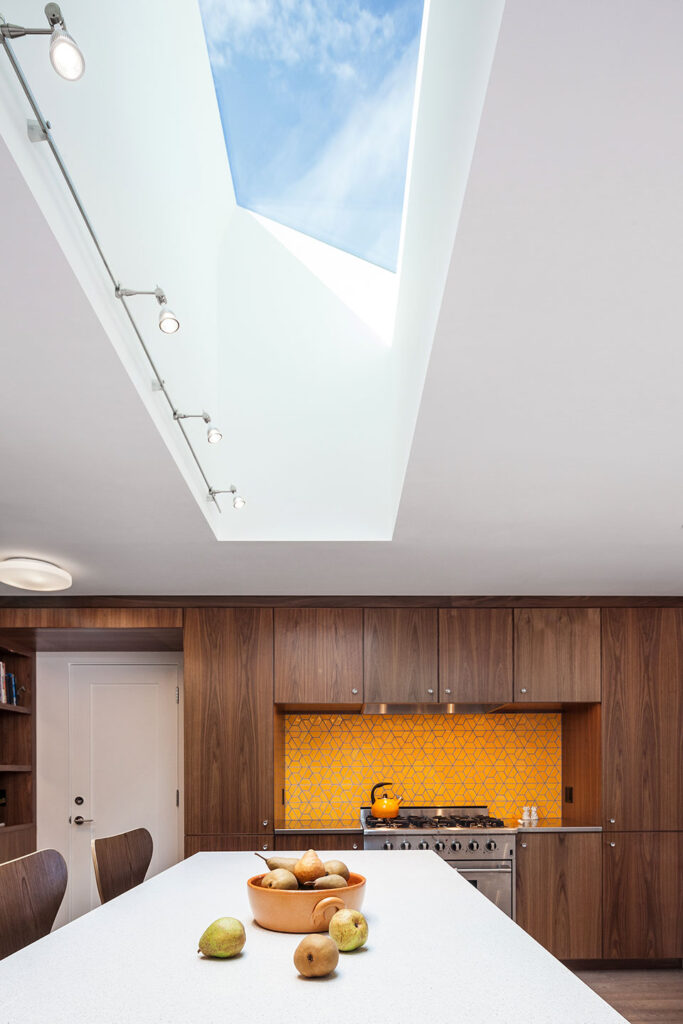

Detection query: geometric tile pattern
xmin=285 ymin=713 xmax=562 ymax=827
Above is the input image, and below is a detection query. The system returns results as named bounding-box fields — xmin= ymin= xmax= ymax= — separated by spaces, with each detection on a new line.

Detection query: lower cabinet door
xmin=516 ymin=832 xmax=602 ymax=958
xmin=185 ymin=834 xmax=274 ymax=857
xmin=274 ymin=833 xmax=362 ymax=851
xmin=603 ymin=832 xmax=683 ymax=958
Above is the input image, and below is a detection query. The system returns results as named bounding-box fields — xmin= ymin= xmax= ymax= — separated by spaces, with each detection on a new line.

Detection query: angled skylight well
xmin=199 ymin=0 xmax=424 ymax=272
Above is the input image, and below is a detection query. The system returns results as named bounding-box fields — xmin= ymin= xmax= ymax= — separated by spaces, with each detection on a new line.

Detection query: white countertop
xmin=0 ymin=851 xmax=626 ymax=1024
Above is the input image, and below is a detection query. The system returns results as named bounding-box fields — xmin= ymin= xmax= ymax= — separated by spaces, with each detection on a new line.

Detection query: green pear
xmin=198 ymin=917 xmax=246 ymax=958
xmin=329 ymin=909 xmax=368 ymax=951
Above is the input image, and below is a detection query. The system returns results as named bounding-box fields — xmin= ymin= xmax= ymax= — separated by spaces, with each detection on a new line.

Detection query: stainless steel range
xmin=362 ymin=805 xmax=516 ymax=919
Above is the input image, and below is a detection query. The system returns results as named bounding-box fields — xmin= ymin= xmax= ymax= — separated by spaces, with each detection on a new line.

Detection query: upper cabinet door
xmin=364 ymin=609 xmax=438 ymax=704
xmin=438 ymin=609 xmax=512 ymax=703
xmin=274 ymin=608 xmax=363 ymax=704
xmin=602 ymin=608 xmax=683 ymax=831
xmin=514 ymin=608 xmax=601 ymax=702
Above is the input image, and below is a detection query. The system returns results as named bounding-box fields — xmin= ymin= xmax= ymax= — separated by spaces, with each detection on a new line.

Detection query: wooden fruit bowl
xmin=247 ymin=872 xmax=366 ymax=933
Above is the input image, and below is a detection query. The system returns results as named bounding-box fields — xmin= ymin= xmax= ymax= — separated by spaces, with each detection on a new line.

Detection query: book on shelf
xmin=0 ymin=662 xmax=19 ymax=705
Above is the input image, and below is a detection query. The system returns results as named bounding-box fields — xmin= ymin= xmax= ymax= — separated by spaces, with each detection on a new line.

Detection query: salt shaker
xmin=522 ymin=805 xmax=531 ymax=822
xmin=530 ymin=805 xmax=539 ymax=822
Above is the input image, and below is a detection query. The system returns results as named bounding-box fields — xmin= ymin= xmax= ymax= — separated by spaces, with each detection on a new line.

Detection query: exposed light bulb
xmin=207 ymin=426 xmax=222 ymax=445
xmin=158 ymin=306 xmax=180 ymax=334
xmin=232 ymin=494 xmax=246 ymax=510
xmin=49 ymin=27 xmax=85 ymax=81
xmin=0 ymin=557 xmax=72 ymax=592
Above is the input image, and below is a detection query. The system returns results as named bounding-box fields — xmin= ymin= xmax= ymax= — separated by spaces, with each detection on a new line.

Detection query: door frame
xmin=36 ymin=651 xmax=184 ymax=928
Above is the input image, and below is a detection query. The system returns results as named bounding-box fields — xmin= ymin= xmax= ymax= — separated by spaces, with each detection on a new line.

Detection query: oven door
xmin=450 ymin=861 xmax=513 ymax=919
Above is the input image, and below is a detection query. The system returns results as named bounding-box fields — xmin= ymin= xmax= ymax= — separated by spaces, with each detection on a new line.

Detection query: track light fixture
xmin=1 ymin=6 xmax=243 ymax=512
xmin=0 ymin=4 xmax=84 ymax=80
xmin=173 ymin=410 xmax=223 ymax=446
xmin=115 ymin=284 xmax=180 ymax=334
xmin=209 ymin=487 xmax=246 ymax=510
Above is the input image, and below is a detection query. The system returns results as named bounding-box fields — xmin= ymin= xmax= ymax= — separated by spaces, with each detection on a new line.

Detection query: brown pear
xmin=293 ymin=933 xmax=339 ymax=977
xmin=260 ymin=868 xmax=299 ymax=890
xmin=313 ymin=873 xmax=348 ymax=889
xmin=323 ymin=859 xmax=350 ymax=880
xmin=293 ymin=849 xmax=326 ymax=885
xmin=255 ymin=853 xmax=298 ymax=872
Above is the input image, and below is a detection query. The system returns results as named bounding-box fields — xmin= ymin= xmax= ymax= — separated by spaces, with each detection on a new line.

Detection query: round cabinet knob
xmin=352 ymin=843 xmax=358 ymax=850
xmin=450 ymin=840 xmax=461 ymax=852
xmin=609 ymin=818 xmax=616 ymax=824
xmin=418 ymin=840 xmax=429 ymax=850
xmin=262 ymin=820 xmax=269 ymax=827
xmin=399 ymin=840 xmax=411 ymax=850
xmin=262 ymin=844 xmax=269 ymax=851
xmin=486 ymin=840 xmax=497 ymax=852
xmin=351 ymin=688 xmax=359 ymax=695
xmin=520 ymin=688 xmax=528 ymax=694
xmin=427 ymin=689 xmax=434 ymax=695
xmin=383 ymin=840 xmax=393 ymax=851
xmin=521 ymin=841 xmax=527 ymax=848
xmin=468 ymin=840 xmax=479 ymax=852
xmin=610 ymin=842 xmax=616 ymax=848
xmin=434 ymin=841 xmax=445 ymax=852
xmin=444 ymin=689 xmax=451 ymax=695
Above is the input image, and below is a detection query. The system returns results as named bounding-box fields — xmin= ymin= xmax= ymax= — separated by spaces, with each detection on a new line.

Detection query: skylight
xmin=199 ymin=0 xmax=424 ymax=272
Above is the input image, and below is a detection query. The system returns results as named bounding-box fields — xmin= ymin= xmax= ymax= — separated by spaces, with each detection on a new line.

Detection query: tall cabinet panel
xmin=602 ymin=608 xmax=683 ymax=831
xmin=184 ymin=608 xmax=273 ymax=837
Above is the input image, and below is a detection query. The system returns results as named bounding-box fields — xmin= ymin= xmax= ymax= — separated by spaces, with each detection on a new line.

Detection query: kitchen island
xmin=0 ymin=851 xmax=626 ymax=1024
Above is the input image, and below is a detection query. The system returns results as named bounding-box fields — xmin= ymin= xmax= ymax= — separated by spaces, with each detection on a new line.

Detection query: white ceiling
xmin=1 ymin=0 xmax=683 ymax=595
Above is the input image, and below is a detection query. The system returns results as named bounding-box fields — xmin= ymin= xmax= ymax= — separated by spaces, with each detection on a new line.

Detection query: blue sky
xmin=198 ymin=0 xmax=424 ymax=271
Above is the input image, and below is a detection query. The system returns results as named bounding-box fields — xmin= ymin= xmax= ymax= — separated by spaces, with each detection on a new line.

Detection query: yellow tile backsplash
xmin=284 ymin=713 xmax=562 ymax=826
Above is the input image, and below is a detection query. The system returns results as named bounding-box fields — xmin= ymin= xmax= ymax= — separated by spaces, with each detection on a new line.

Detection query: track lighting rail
xmin=0 ymin=6 xmax=242 ymax=512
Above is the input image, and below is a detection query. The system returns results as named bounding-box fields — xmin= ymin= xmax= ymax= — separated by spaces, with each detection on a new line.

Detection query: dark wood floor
xmin=577 ymin=969 xmax=683 ymax=1023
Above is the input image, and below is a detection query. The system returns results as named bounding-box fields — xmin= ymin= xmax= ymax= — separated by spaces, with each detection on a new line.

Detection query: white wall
xmin=37 ymin=652 xmax=183 ymax=929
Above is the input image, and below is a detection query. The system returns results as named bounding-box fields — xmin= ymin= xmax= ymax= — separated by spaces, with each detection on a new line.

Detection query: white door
xmin=68 ymin=662 xmax=180 ymax=920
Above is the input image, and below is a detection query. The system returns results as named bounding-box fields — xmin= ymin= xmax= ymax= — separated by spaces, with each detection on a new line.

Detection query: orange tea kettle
xmin=370 ymin=782 xmax=402 ymax=819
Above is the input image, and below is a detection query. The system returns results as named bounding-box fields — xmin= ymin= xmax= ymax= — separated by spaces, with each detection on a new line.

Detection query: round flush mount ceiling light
xmin=49 ymin=26 xmax=85 ymax=80
xmin=158 ymin=306 xmax=180 ymax=334
xmin=0 ymin=557 xmax=72 ymax=591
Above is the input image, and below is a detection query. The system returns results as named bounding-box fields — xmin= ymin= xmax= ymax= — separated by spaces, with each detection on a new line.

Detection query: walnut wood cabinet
xmin=184 ymin=608 xmax=273 ymax=837
xmin=516 ymin=832 xmax=602 ymax=958
xmin=274 ymin=833 xmax=362 ymax=851
xmin=274 ymin=608 xmax=363 ymax=704
xmin=603 ymin=832 xmax=683 ymax=958
xmin=514 ymin=609 xmax=601 ymax=702
xmin=364 ymin=609 xmax=437 ymax=704
xmin=602 ymin=608 xmax=683 ymax=831
xmin=439 ymin=609 xmax=512 ymax=703
xmin=185 ymin=834 xmax=274 ymax=856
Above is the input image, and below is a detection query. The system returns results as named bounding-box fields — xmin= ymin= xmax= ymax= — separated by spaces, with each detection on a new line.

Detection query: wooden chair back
xmin=91 ymin=828 xmax=153 ymax=903
xmin=0 ymin=849 xmax=68 ymax=959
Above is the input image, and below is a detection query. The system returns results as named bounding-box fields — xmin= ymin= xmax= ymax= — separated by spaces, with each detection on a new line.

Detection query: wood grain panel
xmin=0 ymin=608 xmax=182 ymax=628
xmin=91 ymin=827 xmax=154 ymax=903
xmin=0 ymin=628 xmax=182 ymax=652
xmin=603 ymin=833 xmax=683 ymax=958
xmin=562 ymin=704 xmax=601 ymax=826
xmin=439 ymin=609 xmax=512 ymax=702
xmin=274 ymin=833 xmax=362 ymax=851
xmin=185 ymin=834 xmax=274 ymax=856
xmin=0 ymin=848 xmax=67 ymax=959
xmin=364 ymin=609 xmax=437 ymax=703
xmin=7 ymin=596 xmax=683 ymax=608
xmin=184 ymin=608 xmax=273 ymax=835
xmin=514 ymin=608 xmax=601 ymax=702
xmin=274 ymin=609 xmax=363 ymax=703
xmin=602 ymin=608 xmax=683 ymax=831
xmin=516 ymin=832 xmax=602 ymax=958
xmin=0 ymin=825 xmax=36 ymax=865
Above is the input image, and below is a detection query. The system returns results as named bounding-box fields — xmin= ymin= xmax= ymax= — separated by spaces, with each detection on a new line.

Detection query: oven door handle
xmin=454 ymin=866 xmax=511 ymax=872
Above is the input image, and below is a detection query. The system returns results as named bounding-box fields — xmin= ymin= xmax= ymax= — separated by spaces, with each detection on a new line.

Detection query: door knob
xmin=73 ymin=815 xmax=94 ymax=826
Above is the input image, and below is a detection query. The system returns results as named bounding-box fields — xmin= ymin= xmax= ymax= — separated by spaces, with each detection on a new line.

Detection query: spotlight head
xmin=207 ymin=426 xmax=222 ymax=445
xmin=158 ymin=306 xmax=179 ymax=334
xmin=49 ymin=26 xmax=85 ymax=81
xmin=232 ymin=494 xmax=246 ymax=510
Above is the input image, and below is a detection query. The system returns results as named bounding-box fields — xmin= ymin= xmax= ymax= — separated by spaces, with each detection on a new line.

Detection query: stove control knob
xmin=450 ymin=840 xmax=462 ymax=852
xmin=434 ymin=841 xmax=446 ymax=852
xmin=399 ymin=840 xmax=411 ymax=850
xmin=418 ymin=840 xmax=429 ymax=850
xmin=486 ymin=840 xmax=497 ymax=852
xmin=383 ymin=841 xmax=393 ymax=851
xmin=468 ymin=840 xmax=479 ymax=852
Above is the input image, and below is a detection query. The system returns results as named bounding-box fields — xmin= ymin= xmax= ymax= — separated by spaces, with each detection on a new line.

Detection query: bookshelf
xmin=0 ymin=635 xmax=36 ymax=863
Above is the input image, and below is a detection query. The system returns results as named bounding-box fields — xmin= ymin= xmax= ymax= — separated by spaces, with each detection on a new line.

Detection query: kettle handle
xmin=371 ymin=781 xmax=393 ymax=805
